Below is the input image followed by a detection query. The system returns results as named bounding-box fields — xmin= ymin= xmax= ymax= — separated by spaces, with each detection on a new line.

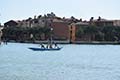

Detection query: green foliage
xmin=76 ymin=27 xmax=84 ymax=38
xmin=75 ymin=25 xmax=120 ymax=41
xmin=2 ymin=25 xmax=120 ymax=42
xmin=2 ymin=26 xmax=51 ymax=41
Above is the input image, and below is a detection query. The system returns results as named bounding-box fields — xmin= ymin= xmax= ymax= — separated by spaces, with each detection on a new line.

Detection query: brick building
xmin=51 ymin=20 xmax=70 ymax=40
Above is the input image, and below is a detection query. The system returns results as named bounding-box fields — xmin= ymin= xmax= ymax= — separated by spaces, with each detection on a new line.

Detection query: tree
xmin=76 ymin=27 xmax=84 ymax=38
xmin=84 ymin=26 xmax=98 ymax=40
xmin=95 ymin=31 xmax=104 ymax=41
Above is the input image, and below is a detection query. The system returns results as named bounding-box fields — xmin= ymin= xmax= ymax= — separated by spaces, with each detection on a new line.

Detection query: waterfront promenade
xmin=6 ymin=40 xmax=120 ymax=45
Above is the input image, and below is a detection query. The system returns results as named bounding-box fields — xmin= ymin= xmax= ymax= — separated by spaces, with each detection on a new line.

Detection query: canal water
xmin=0 ymin=43 xmax=120 ymax=80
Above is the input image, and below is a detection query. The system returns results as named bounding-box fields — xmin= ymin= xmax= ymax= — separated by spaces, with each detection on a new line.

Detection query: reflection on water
xmin=0 ymin=43 xmax=120 ymax=80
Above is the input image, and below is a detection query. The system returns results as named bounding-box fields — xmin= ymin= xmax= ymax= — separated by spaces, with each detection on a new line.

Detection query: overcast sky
xmin=0 ymin=0 xmax=120 ymax=24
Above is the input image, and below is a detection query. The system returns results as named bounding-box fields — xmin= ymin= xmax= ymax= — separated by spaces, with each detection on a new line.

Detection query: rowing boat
xmin=29 ymin=47 xmax=62 ymax=51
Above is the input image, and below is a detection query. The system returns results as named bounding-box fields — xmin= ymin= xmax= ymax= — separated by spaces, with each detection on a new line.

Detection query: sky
xmin=0 ymin=0 xmax=120 ymax=24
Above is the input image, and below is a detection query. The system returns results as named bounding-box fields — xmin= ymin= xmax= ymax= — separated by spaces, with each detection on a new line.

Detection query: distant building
xmin=91 ymin=17 xmax=120 ymax=27
xmin=112 ymin=20 xmax=120 ymax=26
xmin=69 ymin=23 xmax=76 ymax=43
xmin=94 ymin=20 xmax=113 ymax=27
xmin=3 ymin=14 xmax=120 ymax=42
xmin=70 ymin=22 xmax=90 ymax=42
xmin=51 ymin=19 xmax=70 ymax=40
xmin=4 ymin=20 xmax=18 ymax=27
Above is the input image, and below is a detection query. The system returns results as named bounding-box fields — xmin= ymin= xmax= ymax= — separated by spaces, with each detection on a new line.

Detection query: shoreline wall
xmin=5 ymin=40 xmax=120 ymax=45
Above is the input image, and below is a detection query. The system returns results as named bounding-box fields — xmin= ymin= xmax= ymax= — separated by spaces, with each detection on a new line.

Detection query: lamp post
xmin=50 ymin=28 xmax=53 ymax=44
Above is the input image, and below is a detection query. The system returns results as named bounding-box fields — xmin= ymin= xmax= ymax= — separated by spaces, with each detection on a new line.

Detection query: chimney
xmin=98 ymin=16 xmax=101 ymax=21
xmin=90 ymin=17 xmax=94 ymax=22
xmin=80 ymin=18 xmax=82 ymax=22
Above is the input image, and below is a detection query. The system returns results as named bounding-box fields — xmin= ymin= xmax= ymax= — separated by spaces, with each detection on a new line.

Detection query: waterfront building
xmin=51 ymin=19 xmax=70 ymax=41
xmin=69 ymin=21 xmax=90 ymax=43
xmin=3 ymin=13 xmax=120 ymax=43
xmin=69 ymin=23 xmax=76 ymax=43
xmin=91 ymin=17 xmax=120 ymax=27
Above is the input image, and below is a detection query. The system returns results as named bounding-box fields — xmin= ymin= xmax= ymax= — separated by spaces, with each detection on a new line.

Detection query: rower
xmin=54 ymin=43 xmax=58 ymax=48
xmin=49 ymin=44 xmax=53 ymax=49
xmin=41 ymin=44 xmax=45 ymax=49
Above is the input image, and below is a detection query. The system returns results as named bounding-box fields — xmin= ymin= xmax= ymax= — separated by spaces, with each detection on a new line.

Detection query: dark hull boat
xmin=29 ymin=47 xmax=62 ymax=51
xmin=29 ymin=28 xmax=62 ymax=51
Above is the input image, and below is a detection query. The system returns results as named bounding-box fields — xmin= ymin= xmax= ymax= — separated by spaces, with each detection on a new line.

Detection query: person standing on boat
xmin=46 ymin=44 xmax=49 ymax=49
xmin=54 ymin=43 xmax=58 ymax=48
xmin=49 ymin=44 xmax=53 ymax=49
